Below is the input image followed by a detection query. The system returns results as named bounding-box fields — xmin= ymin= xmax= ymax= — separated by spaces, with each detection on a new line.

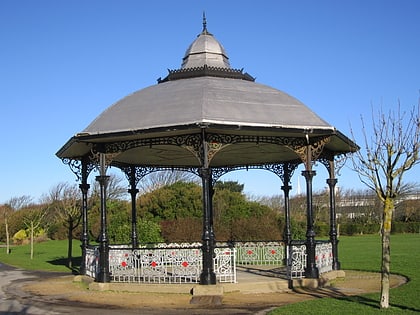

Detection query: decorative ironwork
xmin=62 ymin=158 xmax=95 ymax=182
xmin=207 ymin=133 xmax=307 ymax=147
xmin=105 ymin=134 xmax=202 ymax=155
xmin=103 ymin=133 xmax=307 ymax=156
xmin=236 ymin=241 xmax=285 ymax=265
xmin=90 ymin=149 xmax=119 ymax=173
xmin=287 ymin=243 xmax=307 ymax=279
xmin=116 ymin=164 xmax=199 ymax=185
xmin=289 ymin=136 xmax=331 ymax=169
xmin=319 ymin=152 xmax=349 ymax=178
xmin=211 ymin=162 xmax=300 ymax=186
xmin=315 ymin=242 xmax=333 ymax=274
xmin=287 ymin=241 xmax=333 ymax=279
xmin=214 ymin=246 xmax=236 ymax=283
xmin=85 ymin=246 xmax=99 ymax=279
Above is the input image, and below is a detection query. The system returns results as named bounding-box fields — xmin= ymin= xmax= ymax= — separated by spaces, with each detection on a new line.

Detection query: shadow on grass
xmin=293 ymin=286 xmax=420 ymax=313
xmin=47 ymin=256 xmax=81 ymax=275
xmin=337 ymin=295 xmax=420 ymax=313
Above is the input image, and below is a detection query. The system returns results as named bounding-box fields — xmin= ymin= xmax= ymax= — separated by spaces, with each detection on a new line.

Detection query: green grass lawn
xmin=269 ymin=233 xmax=420 ymax=314
xmin=0 ymin=239 xmax=81 ymax=273
xmin=1 ymin=235 xmax=419 ymax=313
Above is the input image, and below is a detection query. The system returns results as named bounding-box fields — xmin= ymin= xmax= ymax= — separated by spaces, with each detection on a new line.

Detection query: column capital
xmin=326 ymin=178 xmax=338 ymax=186
xmin=301 ymin=169 xmax=316 ymax=179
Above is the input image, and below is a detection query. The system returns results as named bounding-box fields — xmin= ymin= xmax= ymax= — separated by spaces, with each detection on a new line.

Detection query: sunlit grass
xmin=269 ymin=234 xmax=420 ymax=314
xmin=0 ymin=239 xmax=81 ymax=272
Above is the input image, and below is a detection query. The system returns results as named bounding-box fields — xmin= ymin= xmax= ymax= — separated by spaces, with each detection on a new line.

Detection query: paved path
xmin=0 ymin=263 xmax=277 ymax=314
xmin=0 ymin=263 xmax=145 ymax=315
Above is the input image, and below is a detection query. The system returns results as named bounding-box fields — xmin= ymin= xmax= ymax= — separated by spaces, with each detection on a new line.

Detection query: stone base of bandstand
xmin=291 ymin=270 xmax=346 ymax=289
xmin=75 ymin=269 xmax=346 ymax=305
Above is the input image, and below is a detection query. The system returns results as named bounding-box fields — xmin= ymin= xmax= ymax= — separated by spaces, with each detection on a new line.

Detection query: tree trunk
xmin=67 ymin=220 xmax=73 ymax=269
xmin=30 ymin=221 xmax=34 ymax=260
xmin=380 ymin=197 xmax=394 ymax=309
xmin=5 ymin=218 xmax=10 ymax=255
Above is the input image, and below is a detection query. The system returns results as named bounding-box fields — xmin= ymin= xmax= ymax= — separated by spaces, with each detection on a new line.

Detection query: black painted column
xmin=281 ymin=183 xmax=292 ymax=263
xmin=79 ymin=157 xmax=90 ymax=275
xmin=96 ymin=154 xmax=110 ymax=283
xmin=79 ymin=181 xmax=90 ymax=275
xmin=302 ymin=170 xmax=319 ymax=278
xmin=282 ymin=184 xmax=292 ymax=244
xmin=327 ymin=177 xmax=341 ymax=270
xmin=128 ymin=167 xmax=139 ymax=249
xmin=199 ymin=167 xmax=216 ymax=285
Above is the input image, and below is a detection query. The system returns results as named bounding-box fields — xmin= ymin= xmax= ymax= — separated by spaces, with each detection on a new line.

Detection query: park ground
xmin=21 ymin=270 xmax=406 ymax=312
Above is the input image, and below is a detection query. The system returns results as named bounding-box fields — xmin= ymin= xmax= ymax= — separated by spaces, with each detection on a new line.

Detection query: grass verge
xmin=269 ymin=233 xmax=420 ymax=314
xmin=0 ymin=239 xmax=81 ymax=273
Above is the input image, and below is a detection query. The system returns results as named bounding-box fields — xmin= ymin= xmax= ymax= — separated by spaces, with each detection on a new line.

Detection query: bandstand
xmin=56 ymin=18 xmax=358 ymax=285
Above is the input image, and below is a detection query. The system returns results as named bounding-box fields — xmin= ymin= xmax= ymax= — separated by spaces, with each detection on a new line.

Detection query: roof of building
xmin=57 ymin=19 xmax=358 ymax=165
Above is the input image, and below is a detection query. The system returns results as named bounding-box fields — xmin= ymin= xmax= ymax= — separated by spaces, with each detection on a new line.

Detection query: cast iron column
xmin=79 ymin=181 xmax=90 ymax=275
xmin=78 ymin=157 xmax=90 ymax=275
xmin=281 ymin=183 xmax=292 ymax=264
xmin=302 ymin=170 xmax=319 ymax=278
xmin=200 ymin=167 xmax=216 ymax=285
xmin=96 ymin=154 xmax=110 ymax=283
xmin=128 ymin=167 xmax=139 ymax=249
xmin=327 ymin=178 xmax=341 ymax=270
xmin=282 ymin=185 xmax=292 ymax=244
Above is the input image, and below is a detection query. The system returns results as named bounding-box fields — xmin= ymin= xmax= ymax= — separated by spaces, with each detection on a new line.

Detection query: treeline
xmin=1 ymin=176 xmax=419 ymax=248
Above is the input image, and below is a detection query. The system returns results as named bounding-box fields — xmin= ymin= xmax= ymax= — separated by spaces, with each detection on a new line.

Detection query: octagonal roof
xmin=181 ymin=22 xmax=230 ymax=69
xmin=57 ymin=21 xmax=358 ymax=166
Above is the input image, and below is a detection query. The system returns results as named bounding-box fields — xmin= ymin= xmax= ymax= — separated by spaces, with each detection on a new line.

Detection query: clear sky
xmin=1 ymin=0 xmax=419 ymax=204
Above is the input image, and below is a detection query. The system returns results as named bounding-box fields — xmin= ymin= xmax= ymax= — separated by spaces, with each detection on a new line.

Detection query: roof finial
xmin=202 ymin=11 xmax=209 ymax=34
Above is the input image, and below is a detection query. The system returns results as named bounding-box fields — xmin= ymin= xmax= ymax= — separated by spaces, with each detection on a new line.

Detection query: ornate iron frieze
xmin=288 ymin=136 xmax=331 ymax=168
xmin=117 ymin=164 xmax=199 ymax=186
xmin=105 ymin=134 xmax=202 ymax=154
xmin=206 ymin=134 xmax=307 ymax=147
xmin=318 ymin=152 xmax=349 ymax=177
xmin=62 ymin=158 xmax=95 ymax=182
xmin=211 ymin=162 xmax=300 ymax=186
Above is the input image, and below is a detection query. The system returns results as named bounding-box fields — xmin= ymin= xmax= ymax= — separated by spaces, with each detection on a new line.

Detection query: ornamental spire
xmin=201 ymin=11 xmax=211 ymax=35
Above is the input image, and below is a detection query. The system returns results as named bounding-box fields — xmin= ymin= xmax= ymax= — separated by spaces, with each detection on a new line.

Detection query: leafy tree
xmin=351 ymin=103 xmax=420 ymax=308
xmin=214 ymin=181 xmax=244 ymax=193
xmin=138 ymin=181 xmax=202 ymax=221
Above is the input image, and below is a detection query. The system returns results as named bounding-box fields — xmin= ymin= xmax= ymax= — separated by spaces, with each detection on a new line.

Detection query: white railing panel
xmin=315 ymin=242 xmax=333 ymax=274
xmin=236 ymin=241 xmax=285 ymax=265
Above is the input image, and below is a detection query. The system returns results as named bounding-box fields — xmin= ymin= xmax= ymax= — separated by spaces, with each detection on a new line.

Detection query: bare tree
xmin=1 ymin=195 xmax=34 ymax=255
xmin=45 ymin=182 xmax=82 ymax=269
xmin=0 ymin=204 xmax=13 ymax=254
xmin=351 ymin=102 xmax=420 ymax=308
xmin=6 ymin=195 xmax=33 ymax=210
xmin=90 ymin=173 xmax=128 ymax=200
xmin=23 ymin=207 xmax=48 ymax=260
xmin=138 ymin=170 xmax=198 ymax=194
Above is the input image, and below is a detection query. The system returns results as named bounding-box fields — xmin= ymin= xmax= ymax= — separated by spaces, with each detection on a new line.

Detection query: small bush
xmin=12 ymin=229 xmax=27 ymax=245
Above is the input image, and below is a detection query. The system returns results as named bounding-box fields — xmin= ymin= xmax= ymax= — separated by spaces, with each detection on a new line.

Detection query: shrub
xmin=12 ymin=229 xmax=27 ymax=245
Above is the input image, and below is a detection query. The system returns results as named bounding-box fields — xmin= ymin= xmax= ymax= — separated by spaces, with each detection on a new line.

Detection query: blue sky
xmin=1 ymin=0 xmax=419 ymax=203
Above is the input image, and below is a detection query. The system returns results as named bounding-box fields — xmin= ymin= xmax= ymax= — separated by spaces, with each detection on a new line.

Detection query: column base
xmin=305 ymin=266 xmax=319 ymax=279
xmin=200 ymin=270 xmax=217 ymax=285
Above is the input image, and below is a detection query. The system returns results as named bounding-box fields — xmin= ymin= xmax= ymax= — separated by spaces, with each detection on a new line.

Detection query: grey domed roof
xmin=181 ymin=27 xmax=230 ymax=69
xmin=57 ymin=22 xmax=358 ymax=164
xmin=83 ymin=76 xmax=332 ymax=135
